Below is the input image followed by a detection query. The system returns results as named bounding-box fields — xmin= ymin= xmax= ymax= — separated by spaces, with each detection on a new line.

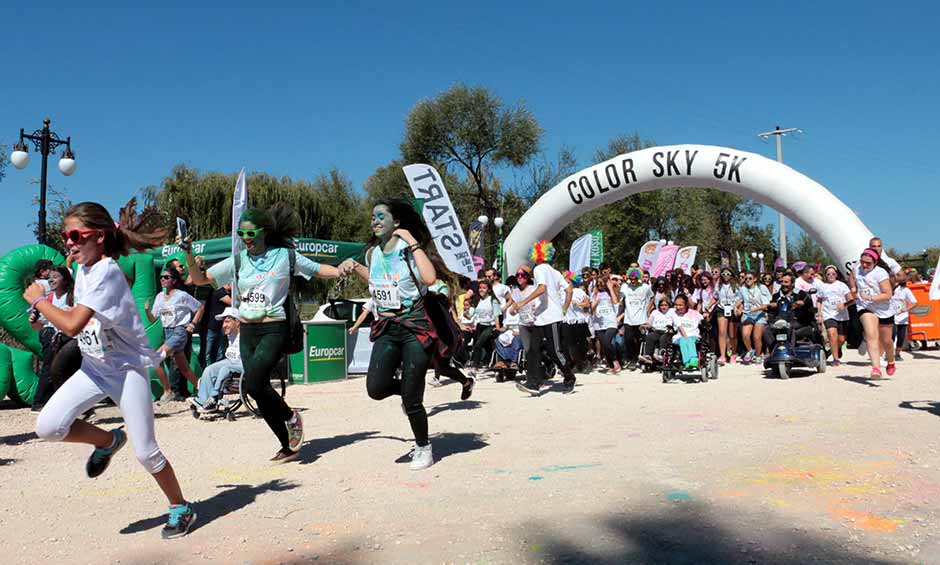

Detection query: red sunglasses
xmin=61 ymin=229 xmax=102 ymax=245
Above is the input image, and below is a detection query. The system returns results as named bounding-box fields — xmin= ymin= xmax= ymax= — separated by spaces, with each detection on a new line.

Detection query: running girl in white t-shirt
xmin=817 ymin=265 xmax=853 ymax=366
xmin=849 ymin=248 xmax=895 ymax=378
xmin=24 ymin=199 xmax=196 ymax=539
xmin=145 ymin=267 xmax=204 ymax=402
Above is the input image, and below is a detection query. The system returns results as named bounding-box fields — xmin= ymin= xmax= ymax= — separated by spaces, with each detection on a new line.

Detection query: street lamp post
xmin=9 ymin=118 xmax=77 ymax=245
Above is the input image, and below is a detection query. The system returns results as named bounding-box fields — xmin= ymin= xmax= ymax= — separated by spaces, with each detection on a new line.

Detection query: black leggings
xmin=434 ymin=359 xmax=469 ymax=385
xmin=597 ymin=327 xmax=619 ymax=366
xmin=367 ymin=321 xmax=432 ymax=446
xmin=643 ymin=330 xmax=670 ymax=356
xmin=562 ymin=322 xmax=589 ymax=369
xmin=471 ymin=325 xmax=495 ymax=367
xmin=240 ymin=322 xmax=294 ymax=450
xmin=524 ymin=322 xmax=575 ymax=388
xmin=622 ymin=324 xmax=643 ymax=362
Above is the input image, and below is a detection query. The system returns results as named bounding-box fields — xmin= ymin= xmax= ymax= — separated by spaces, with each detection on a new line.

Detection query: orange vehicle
xmin=907 ymin=282 xmax=940 ymax=347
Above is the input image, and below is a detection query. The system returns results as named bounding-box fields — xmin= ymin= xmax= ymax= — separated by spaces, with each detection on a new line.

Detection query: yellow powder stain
xmin=828 ymin=506 xmax=903 ymax=532
xmin=768 ymin=498 xmax=790 ymax=507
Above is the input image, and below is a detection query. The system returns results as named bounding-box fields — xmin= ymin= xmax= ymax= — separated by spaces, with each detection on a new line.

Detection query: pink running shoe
xmin=870 ymin=367 xmax=883 ymax=380
xmin=886 ymin=363 xmax=896 ymax=377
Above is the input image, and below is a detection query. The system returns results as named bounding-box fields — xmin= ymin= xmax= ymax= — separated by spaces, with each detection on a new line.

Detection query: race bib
xmin=77 ymin=318 xmax=110 ymax=359
xmin=240 ymin=288 xmax=270 ymax=320
xmin=519 ymin=309 xmax=535 ymax=325
xmin=722 ymin=305 xmax=733 ymax=317
xmin=596 ymin=305 xmax=613 ymax=318
xmin=159 ymin=308 xmax=175 ymax=327
xmin=371 ymin=281 xmax=401 ymax=310
xmin=225 ymin=344 xmax=240 ymax=361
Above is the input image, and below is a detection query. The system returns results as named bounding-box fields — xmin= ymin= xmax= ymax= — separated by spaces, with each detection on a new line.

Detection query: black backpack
xmin=234 ymin=248 xmax=304 ymax=355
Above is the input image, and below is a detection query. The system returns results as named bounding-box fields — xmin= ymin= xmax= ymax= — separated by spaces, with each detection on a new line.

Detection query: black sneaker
xmin=562 ymin=379 xmax=576 ymax=394
xmin=270 ymin=448 xmax=299 ymax=464
xmin=460 ymin=378 xmax=475 ymax=401
xmin=86 ymin=429 xmax=127 ymax=478
xmin=515 ymin=382 xmax=540 ymax=397
xmin=161 ymin=503 xmax=197 ymax=539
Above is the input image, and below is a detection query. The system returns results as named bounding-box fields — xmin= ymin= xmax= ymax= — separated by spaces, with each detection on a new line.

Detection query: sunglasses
xmin=516 ymin=272 xmax=529 ymax=278
xmin=160 ymin=275 xmax=173 ymax=280
xmin=236 ymin=228 xmax=264 ymax=238
xmin=61 ymin=228 xmax=101 ymax=245
xmin=745 ymin=277 xmax=755 ymax=281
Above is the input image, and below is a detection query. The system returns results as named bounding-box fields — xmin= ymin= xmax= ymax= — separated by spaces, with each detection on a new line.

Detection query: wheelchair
xmin=659 ymin=321 xmax=719 ymax=384
xmin=190 ymin=356 xmax=289 ymax=421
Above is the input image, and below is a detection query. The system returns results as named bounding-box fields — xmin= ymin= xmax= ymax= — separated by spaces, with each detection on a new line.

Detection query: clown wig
xmin=529 ymin=240 xmax=555 ymax=264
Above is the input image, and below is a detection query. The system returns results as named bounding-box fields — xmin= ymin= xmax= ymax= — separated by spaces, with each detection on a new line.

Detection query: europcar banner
xmin=653 ymin=245 xmax=679 ymax=277
xmin=674 ymin=246 xmax=697 ymax=274
xmin=589 ymin=229 xmax=603 ymax=268
xmin=403 ymin=164 xmax=476 ymax=280
xmin=149 ymin=238 xmax=363 ymax=266
xmin=569 ymin=233 xmax=593 ymax=273
xmin=637 ymin=240 xmax=661 ymax=273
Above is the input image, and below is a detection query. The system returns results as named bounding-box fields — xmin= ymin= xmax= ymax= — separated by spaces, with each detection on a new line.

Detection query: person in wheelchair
xmin=189 ymin=307 xmax=242 ymax=414
xmin=667 ymin=295 xmax=704 ymax=370
xmin=765 ymin=273 xmax=818 ymax=350
xmin=639 ymin=298 xmax=673 ymax=364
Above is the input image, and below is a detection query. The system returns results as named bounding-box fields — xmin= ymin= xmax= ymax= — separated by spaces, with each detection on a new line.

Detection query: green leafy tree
xmin=400 ymin=84 xmax=542 ymax=211
xmin=789 ymin=230 xmax=833 ymax=268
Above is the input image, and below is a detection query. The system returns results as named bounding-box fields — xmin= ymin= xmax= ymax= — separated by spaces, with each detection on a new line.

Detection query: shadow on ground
xmin=394 ymin=431 xmax=489 ymax=464
xmin=297 ymin=430 xmax=401 ymax=464
xmin=427 ymin=399 xmax=485 ymax=418
xmin=899 ymin=400 xmax=940 ymax=418
xmin=519 ymin=502 xmax=901 ymax=565
xmin=837 ymin=375 xmax=882 ymax=388
xmin=121 ymin=478 xmax=299 ymax=535
xmin=0 ymin=431 xmax=38 ymax=446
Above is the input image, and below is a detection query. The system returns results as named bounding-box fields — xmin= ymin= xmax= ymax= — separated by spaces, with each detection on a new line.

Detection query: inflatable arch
xmin=505 ymin=144 xmax=873 ymax=273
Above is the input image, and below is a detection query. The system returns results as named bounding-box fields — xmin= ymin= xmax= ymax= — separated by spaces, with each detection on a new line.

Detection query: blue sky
xmin=1 ymin=1 xmax=937 ymax=256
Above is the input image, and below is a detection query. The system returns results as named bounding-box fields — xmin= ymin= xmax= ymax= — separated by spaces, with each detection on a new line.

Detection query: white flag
xmin=231 ymin=168 xmax=248 ymax=306
xmin=674 ymin=246 xmax=698 ymax=275
xmin=637 ymin=241 xmax=661 ymax=274
xmin=569 ymin=233 xmax=593 ymax=273
xmin=930 ymin=254 xmax=940 ymax=300
xmin=403 ymin=164 xmax=477 ymax=280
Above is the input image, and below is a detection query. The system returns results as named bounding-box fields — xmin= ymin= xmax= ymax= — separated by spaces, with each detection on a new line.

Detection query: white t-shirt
xmin=565 ymin=287 xmax=590 ymax=324
xmin=691 ymin=287 xmax=715 ymax=310
xmin=818 ymin=281 xmax=851 ymax=322
xmin=854 ymin=265 xmax=891 ymax=317
xmin=209 ymin=247 xmax=320 ymax=321
xmin=592 ymin=291 xmax=619 ymax=330
xmin=532 ymin=263 xmax=569 ymax=326
xmin=150 ymin=289 xmax=202 ymax=328
xmin=491 ymin=282 xmax=511 ymax=307
xmin=224 ymin=333 xmax=241 ymax=362
xmin=474 ymin=296 xmax=501 ymax=326
xmin=40 ymin=292 xmax=72 ymax=329
xmin=74 ymin=257 xmax=161 ymax=374
xmin=668 ymin=309 xmax=703 ymax=342
xmin=620 ymin=284 xmax=653 ymax=326
xmin=795 ymin=276 xmax=824 ymax=307
xmin=882 ymin=254 xmax=902 ymax=275
xmin=648 ymin=310 xmax=672 ymax=332
xmin=716 ymin=284 xmax=738 ymax=317
xmin=892 ymin=286 xmax=916 ymax=324
xmin=511 ymin=285 xmax=537 ymax=327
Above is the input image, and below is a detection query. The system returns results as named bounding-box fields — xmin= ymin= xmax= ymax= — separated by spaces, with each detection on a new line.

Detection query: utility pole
xmin=757 ymin=125 xmax=802 ymax=266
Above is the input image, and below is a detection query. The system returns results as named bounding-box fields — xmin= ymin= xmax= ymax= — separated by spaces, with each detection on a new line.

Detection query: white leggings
xmin=35 ymin=367 xmax=168 ymax=474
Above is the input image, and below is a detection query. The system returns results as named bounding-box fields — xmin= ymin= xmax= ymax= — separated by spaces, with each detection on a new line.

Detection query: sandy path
xmin=2 ymin=349 xmax=940 ymax=564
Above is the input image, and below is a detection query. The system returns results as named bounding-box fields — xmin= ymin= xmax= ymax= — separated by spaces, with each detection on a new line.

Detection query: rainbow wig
xmin=529 ymin=240 xmax=555 ymax=264
xmin=626 ymin=267 xmax=643 ymax=279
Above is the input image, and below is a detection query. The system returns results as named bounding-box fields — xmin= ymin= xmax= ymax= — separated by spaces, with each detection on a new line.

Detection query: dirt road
xmin=3 ymin=350 xmax=940 ymax=564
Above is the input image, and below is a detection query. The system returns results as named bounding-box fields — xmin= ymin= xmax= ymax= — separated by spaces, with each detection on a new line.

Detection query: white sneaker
xmin=159 ymin=392 xmax=174 ymax=405
xmin=410 ymin=442 xmax=434 ymax=471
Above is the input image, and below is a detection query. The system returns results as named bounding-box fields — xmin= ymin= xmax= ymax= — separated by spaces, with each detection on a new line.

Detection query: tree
xmin=400 ymin=84 xmax=542 ymax=211
xmin=789 ymin=231 xmax=833 ymax=268
xmin=27 ymin=183 xmax=72 ymax=255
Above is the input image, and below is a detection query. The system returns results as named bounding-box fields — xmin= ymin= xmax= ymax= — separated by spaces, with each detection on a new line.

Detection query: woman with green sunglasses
xmin=185 ymin=203 xmax=341 ymax=463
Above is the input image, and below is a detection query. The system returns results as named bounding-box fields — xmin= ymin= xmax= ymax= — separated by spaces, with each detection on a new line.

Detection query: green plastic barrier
xmin=0 ymin=345 xmax=13 ymax=400
xmin=0 ymin=244 xmax=65 ymax=355
xmin=7 ymin=347 xmax=38 ymax=406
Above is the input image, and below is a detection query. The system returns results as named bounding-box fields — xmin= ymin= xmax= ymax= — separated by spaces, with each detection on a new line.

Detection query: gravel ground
xmin=2 ymin=349 xmax=940 ymax=564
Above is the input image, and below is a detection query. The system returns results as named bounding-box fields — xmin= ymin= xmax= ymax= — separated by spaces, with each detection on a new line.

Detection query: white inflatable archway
xmin=504 ymin=144 xmax=872 ymax=274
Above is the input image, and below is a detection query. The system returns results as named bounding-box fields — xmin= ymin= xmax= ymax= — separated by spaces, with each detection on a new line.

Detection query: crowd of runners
xmin=18 ymin=196 xmax=935 ymax=540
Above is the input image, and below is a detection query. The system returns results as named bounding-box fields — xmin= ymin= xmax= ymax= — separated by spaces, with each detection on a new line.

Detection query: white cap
xmin=215 ymin=306 xmax=239 ymax=320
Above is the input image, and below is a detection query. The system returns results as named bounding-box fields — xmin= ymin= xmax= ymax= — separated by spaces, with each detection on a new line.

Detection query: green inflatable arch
xmin=0 ymin=245 xmax=164 ymax=405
